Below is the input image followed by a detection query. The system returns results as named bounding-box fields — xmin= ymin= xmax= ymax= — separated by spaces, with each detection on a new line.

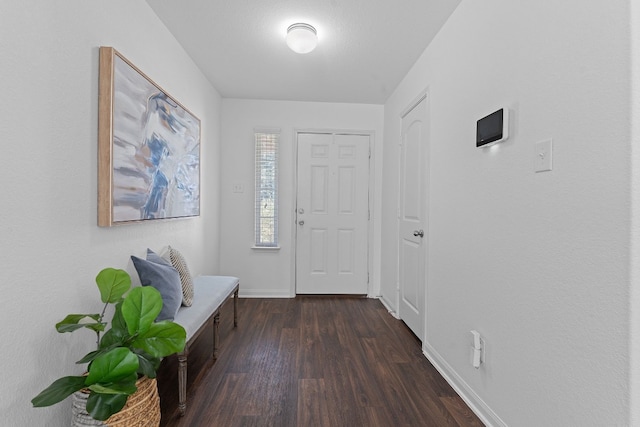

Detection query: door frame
xmin=397 ymin=90 xmax=430 ymax=342
xmin=289 ymin=128 xmax=376 ymax=297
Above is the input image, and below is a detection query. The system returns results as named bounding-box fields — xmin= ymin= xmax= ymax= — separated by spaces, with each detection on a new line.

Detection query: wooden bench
xmin=167 ymin=275 xmax=239 ymax=416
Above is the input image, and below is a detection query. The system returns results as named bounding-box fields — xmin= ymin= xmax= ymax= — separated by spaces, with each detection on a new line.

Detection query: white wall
xmin=381 ymin=0 xmax=633 ymax=425
xmin=0 ymin=2 xmax=221 ymax=425
xmin=630 ymin=1 xmax=640 ymax=425
xmin=220 ymin=99 xmax=383 ymax=297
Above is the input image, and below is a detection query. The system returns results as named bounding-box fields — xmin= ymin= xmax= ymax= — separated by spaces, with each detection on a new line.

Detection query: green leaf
xmin=99 ymin=303 xmax=129 ymax=350
xmin=31 ymin=375 xmax=87 ymax=407
xmin=77 ymin=349 xmax=104 ymax=365
xmin=133 ymin=349 xmax=161 ymax=378
xmin=99 ymin=329 xmax=126 ymax=350
xmin=55 ymin=314 xmax=103 ymax=333
xmin=85 ymin=348 xmax=138 ymax=385
xmin=132 ymin=321 xmax=186 ymax=358
xmin=122 ymin=287 xmax=162 ymax=336
xmin=96 ymin=268 xmax=131 ymax=304
xmin=76 ymin=343 xmax=120 ymax=365
xmin=110 ymin=301 xmax=127 ymax=334
xmin=87 ymin=373 xmax=137 ymax=395
xmin=86 ymin=392 xmax=128 ymax=421
xmin=84 ymin=323 xmax=108 ymax=333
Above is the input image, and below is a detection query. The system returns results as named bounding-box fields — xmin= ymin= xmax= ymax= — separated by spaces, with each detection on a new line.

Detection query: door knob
xmin=413 ymin=229 xmax=424 ymax=238
xmin=299 ymin=220 xmax=305 ymax=226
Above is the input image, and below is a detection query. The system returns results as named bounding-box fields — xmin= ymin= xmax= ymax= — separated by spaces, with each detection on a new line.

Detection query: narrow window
xmin=254 ymin=130 xmax=279 ymax=247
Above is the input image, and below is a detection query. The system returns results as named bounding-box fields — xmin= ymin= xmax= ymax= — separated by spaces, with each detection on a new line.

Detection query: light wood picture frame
xmin=98 ymin=47 xmax=201 ymax=227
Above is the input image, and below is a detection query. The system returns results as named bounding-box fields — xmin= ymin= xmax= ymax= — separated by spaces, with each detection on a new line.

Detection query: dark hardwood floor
xmin=160 ymin=297 xmax=484 ymax=427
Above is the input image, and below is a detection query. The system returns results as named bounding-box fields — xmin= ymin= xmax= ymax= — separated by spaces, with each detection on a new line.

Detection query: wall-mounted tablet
xmin=476 ymin=108 xmax=509 ymax=148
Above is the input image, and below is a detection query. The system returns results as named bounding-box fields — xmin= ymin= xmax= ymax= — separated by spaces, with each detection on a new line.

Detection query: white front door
xmin=398 ymin=95 xmax=428 ymax=339
xmin=296 ymin=132 xmax=370 ymax=294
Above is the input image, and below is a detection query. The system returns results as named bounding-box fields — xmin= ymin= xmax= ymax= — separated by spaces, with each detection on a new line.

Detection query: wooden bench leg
xmin=233 ymin=288 xmax=239 ymax=327
xmin=178 ymin=351 xmax=188 ymax=417
xmin=213 ymin=312 xmax=220 ymax=360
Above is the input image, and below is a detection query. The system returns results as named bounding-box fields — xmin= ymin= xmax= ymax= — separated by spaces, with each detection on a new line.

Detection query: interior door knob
xmin=299 ymin=220 xmax=305 ymax=226
xmin=413 ymin=229 xmax=424 ymax=238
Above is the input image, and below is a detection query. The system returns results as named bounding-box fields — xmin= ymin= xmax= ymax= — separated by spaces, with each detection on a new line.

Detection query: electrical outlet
xmin=470 ymin=330 xmax=485 ymax=369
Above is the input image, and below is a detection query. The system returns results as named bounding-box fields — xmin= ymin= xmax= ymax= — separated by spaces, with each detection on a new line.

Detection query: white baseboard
xmin=422 ymin=343 xmax=507 ymax=427
xmin=238 ymin=289 xmax=293 ymax=298
xmin=377 ymin=295 xmax=400 ymax=319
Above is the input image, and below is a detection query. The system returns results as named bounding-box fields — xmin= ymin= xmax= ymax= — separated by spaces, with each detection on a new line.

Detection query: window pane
xmin=259 ymin=218 xmax=275 ymax=244
xmin=255 ymin=131 xmax=279 ymax=247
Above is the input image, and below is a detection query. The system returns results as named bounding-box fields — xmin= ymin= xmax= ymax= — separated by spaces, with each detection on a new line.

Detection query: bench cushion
xmin=173 ymin=275 xmax=239 ymax=340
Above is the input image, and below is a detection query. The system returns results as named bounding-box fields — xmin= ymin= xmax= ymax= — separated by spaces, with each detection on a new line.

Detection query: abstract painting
xmin=98 ymin=47 xmax=200 ymax=226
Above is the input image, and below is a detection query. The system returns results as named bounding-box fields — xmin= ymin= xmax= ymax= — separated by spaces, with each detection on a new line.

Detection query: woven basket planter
xmin=71 ymin=376 xmax=160 ymax=427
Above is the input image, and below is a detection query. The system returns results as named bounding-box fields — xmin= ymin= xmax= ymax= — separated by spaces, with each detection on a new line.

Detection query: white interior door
xmin=398 ymin=96 xmax=428 ymax=339
xmin=296 ymin=132 xmax=370 ymax=294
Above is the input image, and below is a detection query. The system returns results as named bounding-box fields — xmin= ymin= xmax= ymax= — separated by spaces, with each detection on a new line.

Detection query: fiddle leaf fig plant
xmin=31 ymin=268 xmax=186 ymax=421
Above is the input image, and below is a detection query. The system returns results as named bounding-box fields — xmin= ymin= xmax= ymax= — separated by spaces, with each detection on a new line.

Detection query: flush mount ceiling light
xmin=286 ymin=23 xmax=317 ymax=54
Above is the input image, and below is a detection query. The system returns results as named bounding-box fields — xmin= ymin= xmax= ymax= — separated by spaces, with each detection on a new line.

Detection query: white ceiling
xmin=146 ymin=0 xmax=461 ymax=104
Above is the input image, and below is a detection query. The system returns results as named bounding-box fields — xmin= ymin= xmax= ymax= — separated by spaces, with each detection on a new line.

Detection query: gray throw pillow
xmin=131 ymin=254 xmax=182 ymax=321
xmin=146 ymin=248 xmax=171 ymax=267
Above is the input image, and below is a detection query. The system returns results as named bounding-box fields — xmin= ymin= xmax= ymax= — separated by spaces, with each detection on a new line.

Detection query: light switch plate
xmin=535 ymin=139 xmax=553 ymax=173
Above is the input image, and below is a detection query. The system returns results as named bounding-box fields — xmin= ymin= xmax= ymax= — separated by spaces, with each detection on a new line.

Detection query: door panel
xmin=337 ymin=229 xmax=355 ymax=273
xmin=338 ymin=167 xmax=356 ymax=213
xmin=398 ymin=96 xmax=428 ymax=339
xmin=310 ymin=229 xmax=328 ymax=273
xmin=296 ymin=132 xmax=370 ymax=294
xmin=311 ymin=165 xmax=328 ymax=213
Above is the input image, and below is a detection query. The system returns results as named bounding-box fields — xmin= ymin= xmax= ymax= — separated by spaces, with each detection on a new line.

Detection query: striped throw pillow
xmin=167 ymin=246 xmax=194 ymax=307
